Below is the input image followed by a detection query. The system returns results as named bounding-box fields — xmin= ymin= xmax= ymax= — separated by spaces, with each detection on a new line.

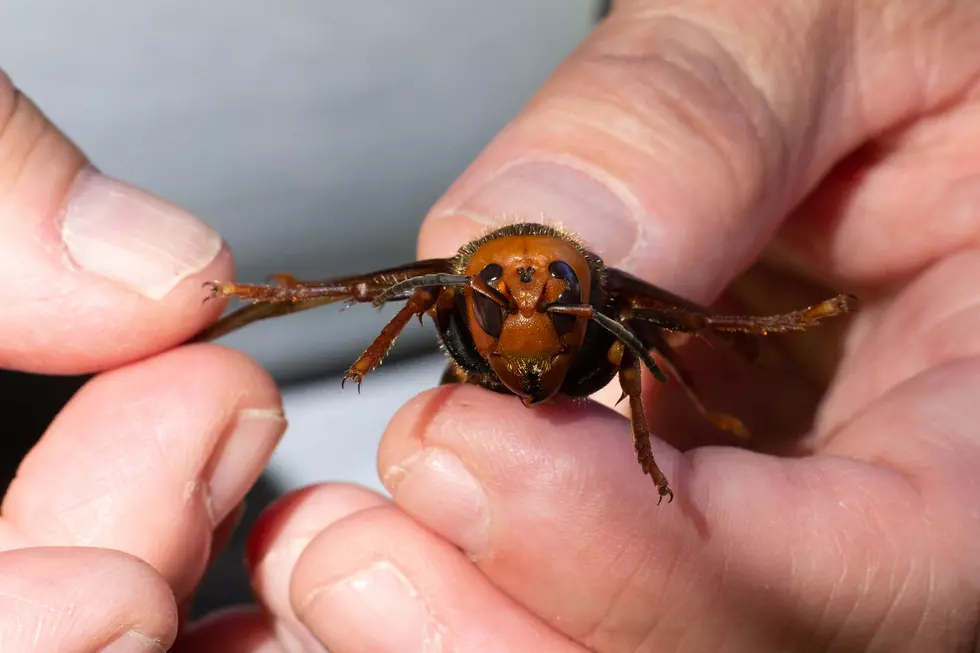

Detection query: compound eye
xmin=473 ymin=263 xmax=505 ymax=338
xmin=548 ymin=260 xmax=582 ymax=336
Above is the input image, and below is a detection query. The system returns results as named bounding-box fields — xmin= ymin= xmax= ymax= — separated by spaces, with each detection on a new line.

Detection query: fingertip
xmin=61 ymin=167 xmax=226 ymax=302
xmin=246 ymin=483 xmax=388 ymax=575
xmin=373 ymin=383 xmax=812 ymax=649
xmin=287 ymin=508 xmax=443 ymax=653
xmin=376 ymin=384 xmax=461 ymax=491
xmin=287 ymin=505 xmax=388 ymax=616
xmin=0 ymin=81 xmax=237 ymax=373
xmin=1 ymin=239 xmax=235 ymax=375
xmin=131 ymin=241 xmax=236 ymax=344
xmin=288 ymin=505 xmax=579 ymax=653
xmin=378 ymin=382 xmax=635 ymax=497
xmin=101 ymin=548 xmax=180 ymax=648
xmin=142 ymin=341 xmax=282 ymax=412
xmin=246 ymin=483 xmax=389 ymax=653
xmin=0 ymin=547 xmax=177 ymax=652
xmin=417 ymin=213 xmax=486 ymax=259
xmin=4 ymin=342 xmax=284 ymax=602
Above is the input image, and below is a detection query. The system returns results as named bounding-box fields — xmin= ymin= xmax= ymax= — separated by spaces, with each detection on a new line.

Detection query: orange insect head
xmin=459 ymin=229 xmax=594 ymax=406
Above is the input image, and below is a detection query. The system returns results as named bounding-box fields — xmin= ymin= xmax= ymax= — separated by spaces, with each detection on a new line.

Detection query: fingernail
xmin=300 ymin=561 xmax=444 ymax=651
xmin=253 ymin=536 xmax=328 ymax=652
xmin=62 ymin=166 xmax=222 ymax=300
xmin=383 ymin=448 xmax=490 ymax=558
xmin=99 ymin=630 xmax=165 ymax=653
xmin=208 ymin=408 xmax=287 ymax=526
xmin=439 ymin=158 xmax=641 ymax=265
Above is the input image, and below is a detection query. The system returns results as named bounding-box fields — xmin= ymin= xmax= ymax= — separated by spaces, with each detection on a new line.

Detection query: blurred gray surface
xmin=268 ymin=352 xmax=449 ymax=494
xmin=1 ymin=0 xmax=600 ymax=380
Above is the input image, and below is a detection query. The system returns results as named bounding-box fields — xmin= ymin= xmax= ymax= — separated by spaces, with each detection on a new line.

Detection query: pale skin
xmin=1 ymin=0 xmax=979 ymax=651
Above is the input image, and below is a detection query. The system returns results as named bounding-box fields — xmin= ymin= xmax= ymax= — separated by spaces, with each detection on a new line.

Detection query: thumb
xmin=418 ymin=1 xmax=974 ymax=302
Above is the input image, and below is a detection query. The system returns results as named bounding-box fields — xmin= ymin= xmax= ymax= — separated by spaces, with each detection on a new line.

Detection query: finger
xmin=814 ymin=251 xmax=980 ymax=483
xmin=379 ymin=386 xmax=696 ymax=651
xmin=0 ymin=546 xmax=176 ymax=653
xmin=376 ymin=384 xmax=972 ymax=651
xmin=774 ymin=87 xmax=980 ymax=289
xmin=0 ymin=344 xmax=285 ymax=602
xmin=817 ymin=250 xmax=980 ymax=429
xmin=177 ymin=500 xmax=248 ymax=624
xmin=0 ymin=70 xmax=230 ymax=374
xmin=289 ymin=504 xmax=587 ymax=653
xmin=174 ymin=606 xmax=284 ymax=653
xmin=814 ymin=358 xmax=980 ymax=650
xmin=247 ymin=483 xmax=388 ymax=652
xmin=417 ymin=3 xmax=978 ymax=299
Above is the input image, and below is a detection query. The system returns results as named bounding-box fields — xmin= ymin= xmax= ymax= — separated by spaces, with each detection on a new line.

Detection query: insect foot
xmin=805 ymin=293 xmax=858 ymax=322
xmin=201 ymin=281 xmax=230 ymax=305
xmin=341 ymin=367 xmax=365 ymax=393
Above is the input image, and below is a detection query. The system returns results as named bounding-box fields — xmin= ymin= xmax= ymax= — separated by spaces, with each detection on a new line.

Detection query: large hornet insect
xmin=197 ymin=223 xmax=855 ymax=503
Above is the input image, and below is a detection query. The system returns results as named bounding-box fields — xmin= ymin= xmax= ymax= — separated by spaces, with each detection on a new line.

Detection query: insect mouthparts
xmin=521 ymin=369 xmax=541 ymax=399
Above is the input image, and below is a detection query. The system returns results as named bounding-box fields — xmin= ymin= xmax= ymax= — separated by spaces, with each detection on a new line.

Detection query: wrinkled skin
xmin=1 ymin=0 xmax=979 ymax=651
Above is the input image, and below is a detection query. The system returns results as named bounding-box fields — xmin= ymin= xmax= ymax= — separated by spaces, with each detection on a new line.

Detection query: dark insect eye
xmin=473 ymin=263 xmax=505 ymax=338
xmin=480 ymin=264 xmax=503 ymax=284
xmin=548 ymin=260 xmax=582 ymax=336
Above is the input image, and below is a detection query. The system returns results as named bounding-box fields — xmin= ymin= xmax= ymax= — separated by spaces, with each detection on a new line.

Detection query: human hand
xmin=0 ymin=73 xmax=287 ymax=651
xmin=247 ymin=1 xmax=980 ymax=651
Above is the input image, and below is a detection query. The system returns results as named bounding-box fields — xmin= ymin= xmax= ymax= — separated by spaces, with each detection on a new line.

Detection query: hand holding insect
xmin=1 ymin=0 xmax=978 ymax=650
xmin=239 ymin=4 xmax=980 ymax=653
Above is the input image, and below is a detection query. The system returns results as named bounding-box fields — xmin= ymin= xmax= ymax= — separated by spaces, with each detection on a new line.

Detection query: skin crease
xmin=1 ymin=2 xmax=980 ymax=653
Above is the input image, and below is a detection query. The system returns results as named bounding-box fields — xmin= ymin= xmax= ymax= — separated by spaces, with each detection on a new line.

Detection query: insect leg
xmin=546 ymin=304 xmax=668 ymax=382
xmin=194 ymin=295 xmax=341 ymax=342
xmin=629 ymin=294 xmax=856 ymax=336
xmin=619 ymin=349 xmax=673 ymax=504
xmin=203 ymin=279 xmax=352 ymax=304
xmin=643 ymin=329 xmax=750 ymax=438
xmin=343 ymin=287 xmax=440 ymax=390
xmin=703 ymin=294 xmax=856 ymax=334
xmin=194 ymin=259 xmax=453 ymax=342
